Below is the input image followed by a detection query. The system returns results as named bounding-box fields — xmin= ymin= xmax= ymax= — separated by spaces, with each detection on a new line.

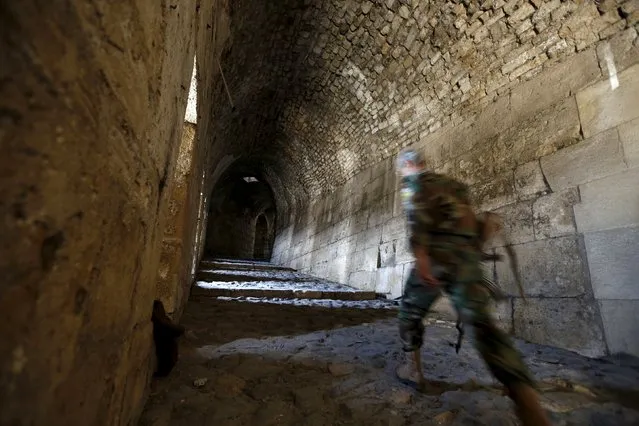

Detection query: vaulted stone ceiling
xmin=211 ymin=0 xmax=631 ymax=196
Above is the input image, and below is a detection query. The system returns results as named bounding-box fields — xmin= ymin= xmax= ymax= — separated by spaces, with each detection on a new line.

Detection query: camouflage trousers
xmin=397 ymin=249 xmax=535 ymax=388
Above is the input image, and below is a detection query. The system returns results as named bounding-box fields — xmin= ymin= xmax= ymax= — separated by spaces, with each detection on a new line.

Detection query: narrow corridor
xmin=140 ymin=260 xmax=639 ymax=426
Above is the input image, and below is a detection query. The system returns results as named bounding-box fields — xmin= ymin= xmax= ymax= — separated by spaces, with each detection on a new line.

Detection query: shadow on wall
xmin=204 ymin=166 xmax=276 ymax=260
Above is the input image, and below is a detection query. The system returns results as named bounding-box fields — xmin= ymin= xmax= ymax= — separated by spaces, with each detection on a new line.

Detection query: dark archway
xmin=203 ymin=161 xmax=277 ymax=260
xmin=253 ymin=214 xmax=269 ymax=260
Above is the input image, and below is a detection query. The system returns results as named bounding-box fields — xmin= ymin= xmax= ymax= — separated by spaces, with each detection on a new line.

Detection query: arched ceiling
xmin=209 ymin=0 xmax=628 ymax=196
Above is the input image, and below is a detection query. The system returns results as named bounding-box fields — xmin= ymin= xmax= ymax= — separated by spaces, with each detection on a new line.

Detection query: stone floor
xmin=141 ymin=262 xmax=639 ymax=426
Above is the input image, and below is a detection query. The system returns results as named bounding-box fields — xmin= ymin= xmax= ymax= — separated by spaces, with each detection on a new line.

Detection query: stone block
xmin=392 ymin=190 xmax=404 ymax=217
xmin=327 ymin=258 xmax=350 ymax=284
xmin=540 ymin=128 xmax=625 ymax=192
xmin=420 ymin=130 xmax=451 ymax=168
xmin=514 ymin=160 xmax=549 ymax=200
xmin=576 ymin=63 xmax=639 ymax=138
xmin=513 ymin=298 xmax=607 ymax=357
xmin=351 ymin=247 xmax=378 ymax=272
xmin=584 ymin=226 xmax=639 ymax=300
xmin=335 ymin=236 xmax=356 ymax=260
xmin=492 ymin=200 xmax=535 ymax=246
xmin=332 ymin=218 xmax=352 ymax=242
xmin=619 ymin=117 xmax=639 ymax=167
xmin=355 ymin=225 xmax=382 ymax=251
xmin=381 ymin=216 xmax=406 ymax=243
xmin=471 ymin=171 xmax=517 ymax=211
xmin=379 ymin=241 xmax=396 ymax=267
xmin=376 ymin=264 xmax=404 ymax=294
xmin=364 ymin=175 xmax=386 ymax=205
xmin=455 ymin=146 xmax=497 ymax=186
xmin=496 ymin=236 xmax=589 ymax=298
xmin=471 ymin=95 xmax=515 ymax=145
xmin=532 ymin=188 xmax=579 ymax=239
xmin=351 ymin=210 xmax=369 ymax=235
xmin=382 ymin=165 xmax=397 ymax=196
xmin=395 ymin=237 xmax=414 ymax=264
xmin=489 ymin=97 xmax=581 ymax=172
xmin=511 ymin=48 xmax=601 ymax=119
xmin=573 ymin=167 xmax=639 ymax=232
xmin=599 ymin=300 xmax=639 ymax=356
xmin=348 ymin=270 xmax=377 ymax=292
xmin=367 ymin=196 xmax=393 ymax=229
xmin=597 ymin=28 xmax=639 ymax=76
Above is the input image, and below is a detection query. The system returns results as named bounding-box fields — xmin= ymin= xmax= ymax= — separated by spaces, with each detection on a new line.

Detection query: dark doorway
xmin=253 ymin=215 xmax=269 ymax=260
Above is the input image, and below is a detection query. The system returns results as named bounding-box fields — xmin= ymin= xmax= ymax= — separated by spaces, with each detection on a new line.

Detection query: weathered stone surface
xmin=376 ymin=264 xmax=404 ymax=294
xmin=471 ymin=171 xmax=517 ymax=211
xmin=351 ymin=247 xmax=378 ymax=272
xmin=584 ymin=226 xmax=639 ymax=300
xmin=382 ymin=217 xmax=406 ymax=243
xmin=513 ymin=298 xmax=607 ymax=357
xmin=576 ymin=63 xmax=639 ymax=138
xmin=378 ymin=242 xmax=396 ymax=268
xmin=511 ymin=48 xmax=601 ymax=119
xmin=619 ymin=117 xmax=639 ymax=167
xmin=532 ymin=188 xmax=579 ymax=239
xmin=514 ymin=160 xmax=549 ymax=200
xmin=356 ymin=226 xmax=382 ymax=251
xmin=540 ymin=128 xmax=626 ymax=192
xmin=573 ymin=167 xmax=639 ymax=233
xmin=0 ymin=1 xmax=230 ymax=424
xmin=348 ymin=271 xmax=377 ymax=292
xmin=599 ymin=300 xmax=639 ymax=356
xmin=390 ymin=264 xmax=412 ymax=299
xmin=496 ymin=236 xmax=589 ymax=298
xmin=491 ymin=96 xmax=582 ymax=169
xmin=492 ymin=201 xmax=535 ymax=246
xmin=596 ymin=28 xmax=639 ymax=79
xmin=394 ymin=238 xmax=414 ymax=265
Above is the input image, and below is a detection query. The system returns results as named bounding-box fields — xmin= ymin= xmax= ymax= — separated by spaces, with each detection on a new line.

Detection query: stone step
xmin=191 ymin=286 xmax=376 ymax=301
xmin=195 ymin=258 xmax=376 ymax=301
xmin=199 ymin=259 xmax=296 ymax=272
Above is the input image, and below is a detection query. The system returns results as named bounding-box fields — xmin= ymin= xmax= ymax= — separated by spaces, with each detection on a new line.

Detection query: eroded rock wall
xmin=0 ymin=1 xmax=228 ymax=424
xmin=274 ymin=30 xmax=639 ymax=358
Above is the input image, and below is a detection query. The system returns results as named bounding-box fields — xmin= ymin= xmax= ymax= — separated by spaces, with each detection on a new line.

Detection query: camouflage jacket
xmin=407 ymin=171 xmax=478 ymax=256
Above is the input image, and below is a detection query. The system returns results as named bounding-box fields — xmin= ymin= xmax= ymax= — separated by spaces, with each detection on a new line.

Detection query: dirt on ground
xmin=140 ymin=294 xmax=639 ymax=426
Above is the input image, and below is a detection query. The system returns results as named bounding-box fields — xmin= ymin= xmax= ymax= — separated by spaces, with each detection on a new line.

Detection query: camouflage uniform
xmin=397 ymin=171 xmax=535 ymax=388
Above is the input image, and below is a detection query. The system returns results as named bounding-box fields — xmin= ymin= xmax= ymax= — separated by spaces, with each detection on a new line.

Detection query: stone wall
xmin=273 ymin=30 xmax=639 ymax=358
xmin=0 ymin=1 xmax=229 ymax=425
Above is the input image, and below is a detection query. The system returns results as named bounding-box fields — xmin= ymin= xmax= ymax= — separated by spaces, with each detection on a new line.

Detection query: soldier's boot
xmin=508 ymin=383 xmax=553 ymax=426
xmin=395 ymin=349 xmax=426 ymax=390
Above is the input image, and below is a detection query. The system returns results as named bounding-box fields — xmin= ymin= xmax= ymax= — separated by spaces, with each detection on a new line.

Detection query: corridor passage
xmin=4 ymin=1 xmax=639 ymax=424
xmin=140 ymin=261 xmax=639 ymax=426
